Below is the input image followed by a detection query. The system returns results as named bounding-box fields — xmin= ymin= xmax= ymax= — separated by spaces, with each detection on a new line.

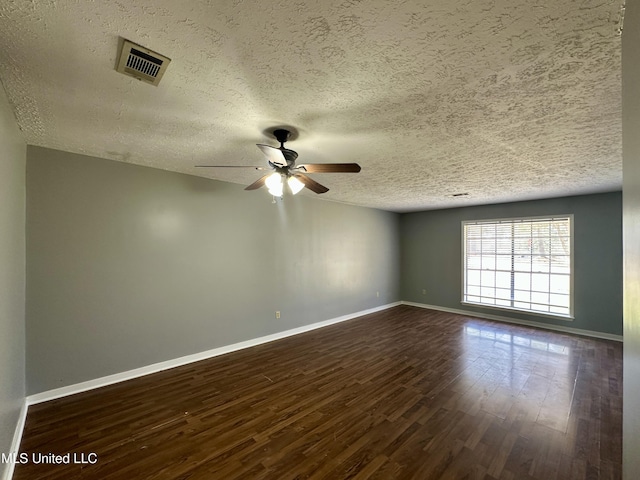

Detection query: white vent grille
xmin=116 ymin=40 xmax=170 ymax=86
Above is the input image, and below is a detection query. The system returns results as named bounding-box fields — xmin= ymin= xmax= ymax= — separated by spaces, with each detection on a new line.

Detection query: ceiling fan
xmin=196 ymin=129 xmax=361 ymax=196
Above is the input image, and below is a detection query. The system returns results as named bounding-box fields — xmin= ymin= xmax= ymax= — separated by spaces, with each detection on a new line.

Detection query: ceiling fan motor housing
xmin=280 ymin=148 xmax=298 ymax=165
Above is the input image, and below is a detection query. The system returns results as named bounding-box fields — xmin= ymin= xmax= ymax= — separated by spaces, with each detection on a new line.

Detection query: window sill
xmin=460 ymin=301 xmax=574 ymax=321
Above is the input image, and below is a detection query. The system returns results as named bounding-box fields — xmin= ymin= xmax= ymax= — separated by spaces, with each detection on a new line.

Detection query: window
xmin=462 ymin=215 xmax=572 ymax=318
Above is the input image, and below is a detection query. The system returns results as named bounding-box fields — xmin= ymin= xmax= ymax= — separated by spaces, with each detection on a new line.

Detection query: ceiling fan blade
xmin=295 ymin=174 xmax=329 ymax=194
xmin=297 ymin=163 xmax=361 ymax=173
xmin=257 ymin=144 xmax=287 ymax=167
xmin=244 ymin=174 xmax=270 ymax=191
xmin=195 ymin=165 xmax=266 ymax=170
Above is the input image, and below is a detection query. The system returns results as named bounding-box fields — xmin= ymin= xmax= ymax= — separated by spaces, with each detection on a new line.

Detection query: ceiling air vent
xmin=116 ymin=39 xmax=170 ymax=86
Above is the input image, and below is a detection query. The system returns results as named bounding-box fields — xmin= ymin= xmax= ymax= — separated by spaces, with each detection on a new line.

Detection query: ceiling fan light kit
xmin=266 ymin=172 xmax=284 ymax=196
xmin=288 ymin=176 xmax=305 ymax=194
xmin=196 ymin=128 xmax=361 ymax=199
xmin=264 ymin=173 xmax=304 ymax=197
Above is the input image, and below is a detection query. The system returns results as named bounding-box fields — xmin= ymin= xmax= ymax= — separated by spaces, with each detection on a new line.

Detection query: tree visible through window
xmin=462 ymin=216 xmax=572 ymax=317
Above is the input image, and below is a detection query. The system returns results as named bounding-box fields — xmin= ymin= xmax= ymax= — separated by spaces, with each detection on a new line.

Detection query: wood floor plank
xmin=13 ymin=306 xmax=622 ymax=479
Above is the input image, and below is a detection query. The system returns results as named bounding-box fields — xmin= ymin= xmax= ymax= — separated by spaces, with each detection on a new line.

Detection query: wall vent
xmin=116 ymin=40 xmax=171 ymax=86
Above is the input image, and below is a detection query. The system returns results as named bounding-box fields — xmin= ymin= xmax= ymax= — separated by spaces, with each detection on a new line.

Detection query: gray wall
xmin=400 ymin=193 xmax=623 ymax=335
xmin=0 ymin=85 xmax=26 ymax=473
xmin=26 ymin=146 xmax=400 ymax=395
xmin=623 ymin=1 xmax=640 ymax=476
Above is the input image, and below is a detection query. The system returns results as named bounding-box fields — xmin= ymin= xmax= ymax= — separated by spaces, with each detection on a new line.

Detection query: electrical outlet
xmin=275 ymin=311 xmax=280 ymax=319
xmin=376 ymin=291 xmax=379 ymax=297
xmin=422 ymin=289 xmax=426 ymax=295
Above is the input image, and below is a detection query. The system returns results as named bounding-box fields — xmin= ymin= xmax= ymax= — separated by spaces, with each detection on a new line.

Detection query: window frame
xmin=461 ymin=214 xmax=574 ymax=320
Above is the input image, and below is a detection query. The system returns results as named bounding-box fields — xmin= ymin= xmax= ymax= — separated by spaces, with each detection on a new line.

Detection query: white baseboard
xmin=25 ymin=299 xmax=620 ymax=406
xmin=403 ymin=301 xmax=623 ymax=342
xmin=27 ymin=302 xmax=401 ymax=405
xmin=2 ymin=400 xmax=28 ymax=480
xmin=7 ymin=298 xmax=619 ymax=480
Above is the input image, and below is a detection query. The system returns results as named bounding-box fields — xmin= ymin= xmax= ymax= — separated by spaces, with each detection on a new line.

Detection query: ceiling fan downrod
xmin=272 ymin=129 xmax=291 ymax=148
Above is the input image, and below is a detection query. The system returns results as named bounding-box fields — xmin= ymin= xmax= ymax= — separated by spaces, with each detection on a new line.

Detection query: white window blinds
xmin=462 ymin=216 xmax=572 ymax=318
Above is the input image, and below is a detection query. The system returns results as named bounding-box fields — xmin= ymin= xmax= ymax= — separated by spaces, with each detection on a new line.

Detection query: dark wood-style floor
xmin=14 ymin=306 xmax=622 ymax=480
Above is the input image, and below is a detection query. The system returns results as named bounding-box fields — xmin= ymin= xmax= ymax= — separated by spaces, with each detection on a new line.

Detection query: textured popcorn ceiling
xmin=0 ymin=0 xmax=624 ymax=212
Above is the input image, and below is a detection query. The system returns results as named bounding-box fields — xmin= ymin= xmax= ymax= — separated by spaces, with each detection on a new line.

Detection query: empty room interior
xmin=1 ymin=1 xmax=640 ymax=479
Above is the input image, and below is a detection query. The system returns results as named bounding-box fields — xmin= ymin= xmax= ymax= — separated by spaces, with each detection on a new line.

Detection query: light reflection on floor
xmin=458 ymin=321 xmax=575 ymax=433
xmin=464 ymin=324 xmax=570 ymax=355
